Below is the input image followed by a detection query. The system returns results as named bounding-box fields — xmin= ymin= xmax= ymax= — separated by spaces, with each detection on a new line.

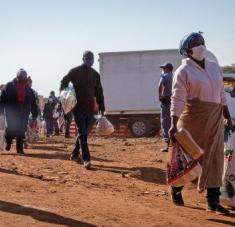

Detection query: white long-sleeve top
xmin=171 ymin=58 xmax=227 ymax=117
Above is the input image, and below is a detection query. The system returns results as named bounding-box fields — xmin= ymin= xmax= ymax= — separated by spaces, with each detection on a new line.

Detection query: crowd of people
xmin=0 ymin=32 xmax=233 ymax=215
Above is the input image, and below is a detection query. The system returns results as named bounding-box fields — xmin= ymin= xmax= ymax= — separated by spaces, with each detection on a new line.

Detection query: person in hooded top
xmin=0 ymin=69 xmax=38 ymax=154
xmin=169 ymin=32 xmax=233 ymax=214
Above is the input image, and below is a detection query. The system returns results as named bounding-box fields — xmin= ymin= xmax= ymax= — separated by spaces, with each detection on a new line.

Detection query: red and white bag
xmin=166 ymin=142 xmax=202 ymax=187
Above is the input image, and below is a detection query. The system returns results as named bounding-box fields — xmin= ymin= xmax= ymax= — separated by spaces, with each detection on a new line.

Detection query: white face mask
xmin=191 ymin=45 xmax=206 ymax=61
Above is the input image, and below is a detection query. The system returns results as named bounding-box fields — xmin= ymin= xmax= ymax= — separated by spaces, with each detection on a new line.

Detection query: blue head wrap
xmin=179 ymin=32 xmax=205 ymax=57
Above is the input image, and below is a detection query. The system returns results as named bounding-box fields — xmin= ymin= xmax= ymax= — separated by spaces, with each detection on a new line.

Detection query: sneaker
xmin=84 ymin=161 xmax=91 ymax=169
xmin=207 ymin=204 xmax=230 ymax=215
xmin=70 ymin=152 xmax=78 ymax=161
xmin=171 ymin=190 xmax=184 ymax=206
xmin=216 ymin=205 xmax=230 ymax=215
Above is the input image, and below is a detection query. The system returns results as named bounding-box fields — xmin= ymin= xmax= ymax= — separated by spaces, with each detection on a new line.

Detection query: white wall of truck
xmin=99 ymin=49 xmax=182 ymax=137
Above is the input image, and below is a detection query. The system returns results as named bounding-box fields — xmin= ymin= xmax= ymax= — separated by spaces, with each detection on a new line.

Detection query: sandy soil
xmin=0 ymin=135 xmax=234 ymax=227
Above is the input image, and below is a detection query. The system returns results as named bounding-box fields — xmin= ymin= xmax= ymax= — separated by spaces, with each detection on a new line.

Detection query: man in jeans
xmin=60 ymin=51 xmax=105 ymax=169
xmin=158 ymin=63 xmax=173 ymax=152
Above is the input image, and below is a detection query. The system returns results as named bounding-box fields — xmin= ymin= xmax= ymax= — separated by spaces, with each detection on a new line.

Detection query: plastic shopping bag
xmin=220 ymin=130 xmax=235 ymax=208
xmin=60 ymin=83 xmax=77 ymax=114
xmin=166 ymin=142 xmax=202 ymax=187
xmin=96 ymin=116 xmax=114 ymax=136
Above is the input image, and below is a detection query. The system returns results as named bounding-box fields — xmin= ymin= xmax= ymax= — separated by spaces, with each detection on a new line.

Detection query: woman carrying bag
xmin=169 ymin=32 xmax=233 ymax=215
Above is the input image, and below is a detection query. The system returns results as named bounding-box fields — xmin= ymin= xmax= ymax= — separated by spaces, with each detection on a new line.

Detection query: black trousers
xmin=5 ymin=135 xmax=24 ymax=151
xmin=172 ymin=186 xmax=221 ymax=208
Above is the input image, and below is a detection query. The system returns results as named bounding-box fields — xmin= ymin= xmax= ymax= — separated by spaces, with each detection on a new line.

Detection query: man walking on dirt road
xmin=60 ymin=51 xmax=105 ymax=169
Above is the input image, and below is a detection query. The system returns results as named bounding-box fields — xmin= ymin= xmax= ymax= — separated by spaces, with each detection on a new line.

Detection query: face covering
xmin=191 ymin=45 xmax=206 ymax=61
xmin=17 ymin=75 xmax=28 ymax=84
xmin=83 ymin=57 xmax=94 ymax=67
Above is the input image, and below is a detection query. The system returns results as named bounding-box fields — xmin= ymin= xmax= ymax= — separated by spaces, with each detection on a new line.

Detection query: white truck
xmin=99 ymin=49 xmax=182 ymax=137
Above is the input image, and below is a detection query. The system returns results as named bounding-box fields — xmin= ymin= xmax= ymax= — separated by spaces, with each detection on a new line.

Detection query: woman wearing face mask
xmin=169 ymin=32 xmax=232 ymax=214
xmin=0 ymin=69 xmax=38 ymax=154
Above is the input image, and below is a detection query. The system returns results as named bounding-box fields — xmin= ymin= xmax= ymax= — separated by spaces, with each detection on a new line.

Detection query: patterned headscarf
xmin=179 ymin=32 xmax=205 ymax=57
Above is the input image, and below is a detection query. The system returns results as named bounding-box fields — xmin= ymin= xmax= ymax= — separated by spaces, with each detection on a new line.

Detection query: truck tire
xmin=129 ymin=118 xmax=150 ymax=138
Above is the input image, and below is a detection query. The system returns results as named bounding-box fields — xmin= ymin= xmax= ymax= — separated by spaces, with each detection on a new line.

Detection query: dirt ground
xmin=0 ymin=135 xmax=235 ymax=227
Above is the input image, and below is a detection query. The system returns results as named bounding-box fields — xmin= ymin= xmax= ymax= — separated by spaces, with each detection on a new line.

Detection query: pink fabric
xmin=171 ymin=58 xmax=227 ymax=117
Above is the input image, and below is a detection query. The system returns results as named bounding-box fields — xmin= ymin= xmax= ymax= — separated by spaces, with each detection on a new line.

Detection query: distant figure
xmin=43 ymin=98 xmax=54 ymax=137
xmin=48 ymin=90 xmax=59 ymax=135
xmin=60 ymin=50 xmax=105 ymax=169
xmin=158 ymin=63 xmax=173 ymax=152
xmin=0 ymin=69 xmax=38 ymax=154
xmin=49 ymin=91 xmax=58 ymax=103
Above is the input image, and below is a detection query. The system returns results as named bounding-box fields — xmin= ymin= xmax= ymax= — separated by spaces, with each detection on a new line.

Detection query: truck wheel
xmin=129 ymin=119 xmax=150 ymax=138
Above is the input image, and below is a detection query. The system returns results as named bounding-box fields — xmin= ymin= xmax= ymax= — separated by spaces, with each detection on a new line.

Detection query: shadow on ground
xmin=92 ymin=164 xmax=166 ymax=184
xmin=207 ymin=217 xmax=235 ymax=226
xmin=0 ymin=200 xmax=96 ymax=227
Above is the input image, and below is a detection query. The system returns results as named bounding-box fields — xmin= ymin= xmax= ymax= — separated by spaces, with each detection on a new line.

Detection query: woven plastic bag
xmin=220 ymin=130 xmax=235 ymax=208
xmin=96 ymin=116 xmax=114 ymax=136
xmin=166 ymin=142 xmax=202 ymax=187
xmin=60 ymin=83 xmax=77 ymax=114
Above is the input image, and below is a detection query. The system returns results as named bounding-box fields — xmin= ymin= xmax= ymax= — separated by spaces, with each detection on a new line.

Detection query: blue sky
xmin=0 ymin=0 xmax=234 ymax=95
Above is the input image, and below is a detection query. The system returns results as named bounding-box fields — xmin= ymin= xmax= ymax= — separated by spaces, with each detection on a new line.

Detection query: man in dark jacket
xmin=0 ymin=69 xmax=38 ymax=154
xmin=60 ymin=50 xmax=105 ymax=169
